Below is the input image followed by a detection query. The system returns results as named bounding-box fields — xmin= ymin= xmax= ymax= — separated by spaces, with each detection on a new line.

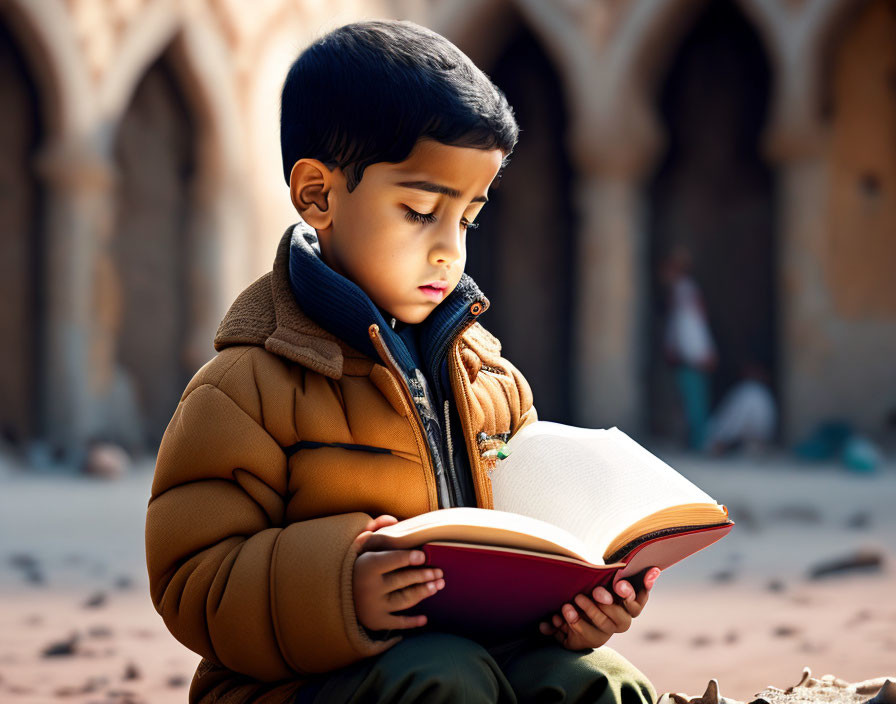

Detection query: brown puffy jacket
xmin=145 ymin=229 xmax=537 ymax=702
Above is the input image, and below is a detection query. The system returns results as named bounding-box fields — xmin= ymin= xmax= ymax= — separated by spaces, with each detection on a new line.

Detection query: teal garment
xmin=294 ymin=633 xmax=656 ymax=704
xmin=675 ymin=366 xmax=710 ymax=451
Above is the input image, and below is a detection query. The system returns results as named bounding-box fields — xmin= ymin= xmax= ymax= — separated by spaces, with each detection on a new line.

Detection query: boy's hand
xmin=352 ymin=515 xmax=446 ymax=632
xmin=538 ymin=567 xmax=660 ymax=651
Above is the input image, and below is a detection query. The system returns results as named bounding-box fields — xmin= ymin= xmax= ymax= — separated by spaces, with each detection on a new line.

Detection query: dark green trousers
xmin=295 ymin=633 xmax=656 ymax=704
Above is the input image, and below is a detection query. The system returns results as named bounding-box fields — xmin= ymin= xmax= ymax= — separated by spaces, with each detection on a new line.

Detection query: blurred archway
xmin=0 ymin=19 xmax=45 ymax=449
xmin=646 ymin=0 xmax=777 ymax=440
xmin=113 ymin=49 xmax=196 ymax=451
xmin=464 ymin=16 xmax=576 ymax=423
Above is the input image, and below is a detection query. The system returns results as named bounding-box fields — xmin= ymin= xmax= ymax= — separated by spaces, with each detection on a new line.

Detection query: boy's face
xmin=298 ymin=139 xmax=504 ymax=324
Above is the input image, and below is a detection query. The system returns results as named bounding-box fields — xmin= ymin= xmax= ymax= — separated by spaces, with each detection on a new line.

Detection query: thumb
xmin=365 ymin=515 xmax=398 ymax=532
xmin=353 ymin=529 xmax=374 ymax=552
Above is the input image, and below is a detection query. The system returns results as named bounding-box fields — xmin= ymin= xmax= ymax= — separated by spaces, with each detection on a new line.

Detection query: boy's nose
xmin=429 ymin=224 xmax=465 ymax=266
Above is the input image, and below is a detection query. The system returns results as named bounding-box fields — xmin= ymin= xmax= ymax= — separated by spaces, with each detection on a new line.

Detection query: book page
xmin=371 ymin=507 xmax=601 ymax=563
xmin=489 ymin=421 xmax=725 ymax=557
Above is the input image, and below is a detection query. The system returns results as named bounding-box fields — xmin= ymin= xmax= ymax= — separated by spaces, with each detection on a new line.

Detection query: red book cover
xmin=402 ymin=523 xmax=733 ymax=638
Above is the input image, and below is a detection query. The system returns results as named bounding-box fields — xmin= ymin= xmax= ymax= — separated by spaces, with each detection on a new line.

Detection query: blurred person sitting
xmin=705 ymin=361 xmax=777 ymax=456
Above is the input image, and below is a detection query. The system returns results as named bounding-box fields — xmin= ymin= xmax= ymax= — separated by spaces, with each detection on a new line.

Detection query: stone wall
xmin=0 ymin=0 xmax=893 ymax=460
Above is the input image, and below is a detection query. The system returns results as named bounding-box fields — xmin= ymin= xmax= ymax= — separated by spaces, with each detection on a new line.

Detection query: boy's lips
xmin=419 ymin=281 xmax=448 ymax=300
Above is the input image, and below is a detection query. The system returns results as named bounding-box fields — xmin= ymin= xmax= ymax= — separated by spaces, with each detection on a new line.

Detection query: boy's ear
xmin=289 ymin=159 xmax=335 ymax=229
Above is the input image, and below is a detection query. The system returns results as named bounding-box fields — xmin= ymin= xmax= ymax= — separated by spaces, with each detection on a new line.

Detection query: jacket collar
xmin=214 ymin=223 xmax=490 ymax=380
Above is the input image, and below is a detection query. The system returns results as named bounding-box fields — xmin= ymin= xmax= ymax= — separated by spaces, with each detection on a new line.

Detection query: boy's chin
xmin=388 ymin=305 xmax=438 ymax=326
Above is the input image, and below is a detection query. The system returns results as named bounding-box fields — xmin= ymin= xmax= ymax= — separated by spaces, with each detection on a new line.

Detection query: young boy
xmin=145 ymin=19 xmax=659 ymax=704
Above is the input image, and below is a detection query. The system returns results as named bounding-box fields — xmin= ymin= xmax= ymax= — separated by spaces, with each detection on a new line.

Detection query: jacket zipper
xmin=442 ymin=398 xmax=461 ymax=502
xmin=368 ymin=324 xmax=444 ymax=509
xmin=369 ymin=302 xmax=487 ymax=510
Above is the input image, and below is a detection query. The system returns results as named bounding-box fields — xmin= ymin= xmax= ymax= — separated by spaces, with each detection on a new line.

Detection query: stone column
xmin=182 ymin=168 xmax=252 ymax=375
xmin=567 ymin=125 xmax=657 ymax=434
xmin=765 ymin=123 xmax=831 ymax=443
xmin=570 ymin=169 xmax=650 ymax=434
xmin=34 ymin=136 xmax=117 ymax=464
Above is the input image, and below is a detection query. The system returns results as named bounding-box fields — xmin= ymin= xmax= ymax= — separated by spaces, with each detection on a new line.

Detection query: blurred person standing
xmin=660 ymin=247 xmax=717 ymax=451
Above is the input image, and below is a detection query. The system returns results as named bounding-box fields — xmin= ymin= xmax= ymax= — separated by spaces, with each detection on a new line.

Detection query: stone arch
xmin=0 ymin=0 xmax=92 ymax=137
xmin=101 ymin=7 xmax=244 ymax=179
xmin=102 ymin=10 xmax=249 ymax=450
xmin=240 ymin=6 xmax=320 ymax=275
xmin=605 ymin=0 xmax=782 ymax=165
xmin=101 ymin=9 xmax=249 ymax=305
xmin=444 ymin=3 xmax=577 ymax=422
xmin=0 ymin=14 xmax=46 ymax=448
xmin=0 ymin=1 xmax=111 ymax=460
xmin=643 ymin=0 xmax=778 ymax=443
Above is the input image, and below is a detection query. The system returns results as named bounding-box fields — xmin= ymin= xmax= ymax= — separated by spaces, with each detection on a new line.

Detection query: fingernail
xmin=538 ymin=622 xmax=549 ymax=634
xmin=563 ymin=605 xmax=577 ymax=622
xmin=434 ymin=569 xmax=444 ymax=579
xmin=594 ymin=587 xmax=613 ymax=605
xmin=646 ymin=569 xmax=660 ymax=586
xmin=435 ymin=579 xmax=445 ymax=590
xmin=617 ymin=582 xmax=632 ymax=597
xmin=427 ymin=581 xmax=436 ymax=592
xmin=411 ymin=551 xmax=425 ymax=563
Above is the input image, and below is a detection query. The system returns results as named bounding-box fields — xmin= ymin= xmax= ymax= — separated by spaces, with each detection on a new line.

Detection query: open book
xmin=369 ymin=421 xmax=733 ymax=636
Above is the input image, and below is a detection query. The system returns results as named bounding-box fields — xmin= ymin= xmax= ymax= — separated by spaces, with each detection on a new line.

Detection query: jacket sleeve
xmin=505 ymin=355 xmax=538 ymax=438
xmin=462 ymin=322 xmax=538 ymax=438
xmin=144 ymin=347 xmax=394 ymax=682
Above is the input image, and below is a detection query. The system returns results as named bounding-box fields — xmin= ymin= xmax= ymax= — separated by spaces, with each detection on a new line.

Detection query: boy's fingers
xmin=552 ymin=621 xmax=571 ymax=647
xmin=368 ymin=549 xmax=427 ymax=575
xmin=574 ymin=594 xmax=615 ymax=633
xmin=644 ymin=567 xmax=661 ymax=590
xmin=613 ymin=580 xmax=636 ymax=602
xmin=624 ymin=567 xmax=660 ymax=598
xmin=596 ymin=602 xmax=633 ymax=633
xmin=384 ymin=567 xmax=443 ymax=593
xmin=562 ymin=603 xmax=603 ymax=645
xmin=629 ymin=587 xmax=650 ymax=614
xmin=382 ymin=613 xmax=428 ymax=630
xmin=591 ymin=586 xmax=614 ymax=605
xmin=621 ymin=593 xmax=646 ymax=619
xmin=386 ymin=578 xmax=445 ymax=609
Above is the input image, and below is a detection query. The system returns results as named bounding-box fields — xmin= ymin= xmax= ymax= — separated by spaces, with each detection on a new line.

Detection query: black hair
xmin=280 ymin=19 xmax=519 ymax=190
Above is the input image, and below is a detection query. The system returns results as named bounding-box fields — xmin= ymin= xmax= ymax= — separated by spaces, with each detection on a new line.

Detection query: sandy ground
xmin=1 ymin=452 xmax=894 ymax=703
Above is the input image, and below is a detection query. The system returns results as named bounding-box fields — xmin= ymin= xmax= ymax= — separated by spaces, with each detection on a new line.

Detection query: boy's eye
xmin=404 ymin=207 xmax=479 ymax=231
xmin=404 ymin=208 xmax=437 ymax=225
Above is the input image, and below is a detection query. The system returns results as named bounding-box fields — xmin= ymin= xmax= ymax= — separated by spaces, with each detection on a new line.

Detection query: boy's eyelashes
xmin=403 ymin=206 xmax=480 ymax=230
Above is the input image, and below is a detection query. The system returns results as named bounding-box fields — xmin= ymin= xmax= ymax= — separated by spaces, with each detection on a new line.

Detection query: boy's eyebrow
xmin=396 ymin=180 xmax=488 ymax=203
